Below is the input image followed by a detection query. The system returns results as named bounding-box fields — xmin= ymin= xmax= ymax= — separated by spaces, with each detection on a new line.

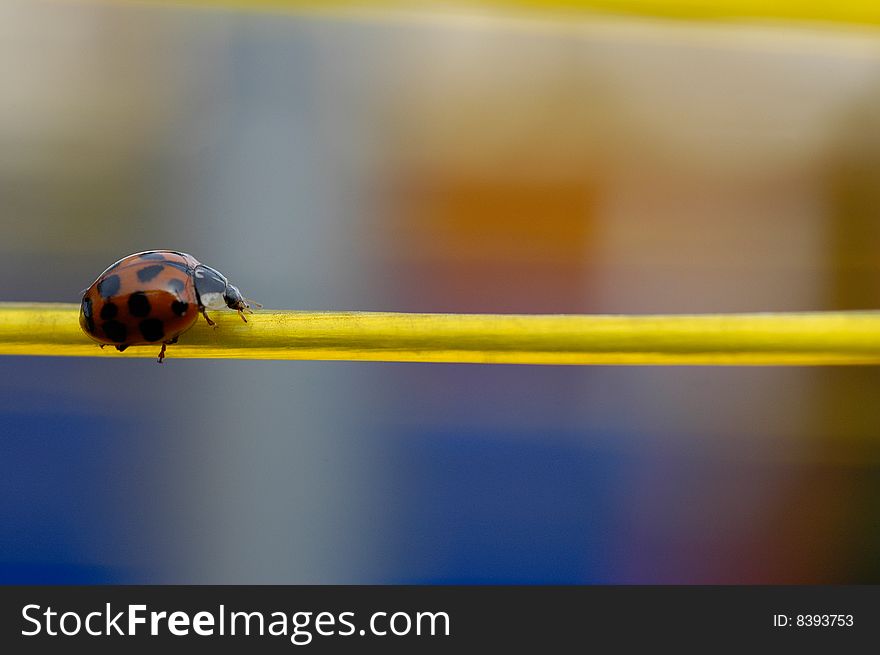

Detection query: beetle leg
xmin=200 ymin=308 xmax=217 ymax=328
xmin=157 ymin=342 xmax=167 ymax=364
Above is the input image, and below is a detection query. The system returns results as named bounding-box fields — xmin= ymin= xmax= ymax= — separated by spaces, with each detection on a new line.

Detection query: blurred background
xmin=1 ymin=0 xmax=880 ymax=583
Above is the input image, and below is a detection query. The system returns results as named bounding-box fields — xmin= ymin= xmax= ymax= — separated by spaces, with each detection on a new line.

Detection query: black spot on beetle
xmin=81 ymin=298 xmax=95 ymax=333
xmin=128 ymin=292 xmax=151 ymax=317
xmin=100 ymin=303 xmax=118 ymax=320
xmin=97 ymin=274 xmax=120 ymax=298
xmin=140 ymin=252 xmax=167 ymax=260
xmin=81 ymin=296 xmax=95 ymax=334
xmin=139 ymin=318 xmax=164 ymax=342
xmin=102 ymin=320 xmax=127 ymax=343
xmin=171 ymin=300 xmax=189 ymax=316
xmin=167 ymin=278 xmax=186 ymax=294
xmin=137 ymin=265 xmax=164 ymax=283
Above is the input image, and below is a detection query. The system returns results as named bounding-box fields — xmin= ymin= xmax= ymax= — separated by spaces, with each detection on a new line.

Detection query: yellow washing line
xmin=3 ymin=302 xmax=880 ymax=365
xmin=86 ymin=0 xmax=880 ymax=28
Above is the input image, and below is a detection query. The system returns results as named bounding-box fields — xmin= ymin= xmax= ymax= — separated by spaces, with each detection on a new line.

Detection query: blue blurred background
xmin=2 ymin=0 xmax=880 ymax=583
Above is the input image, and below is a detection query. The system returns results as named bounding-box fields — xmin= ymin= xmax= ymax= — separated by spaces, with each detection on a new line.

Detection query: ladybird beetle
xmin=80 ymin=250 xmax=255 ymax=362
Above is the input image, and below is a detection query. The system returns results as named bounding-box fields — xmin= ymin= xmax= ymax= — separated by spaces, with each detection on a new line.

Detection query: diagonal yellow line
xmin=3 ymin=302 xmax=880 ymax=365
